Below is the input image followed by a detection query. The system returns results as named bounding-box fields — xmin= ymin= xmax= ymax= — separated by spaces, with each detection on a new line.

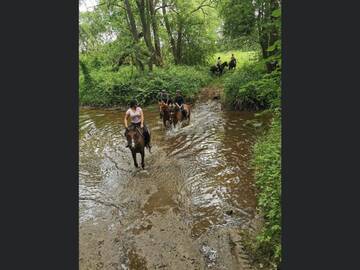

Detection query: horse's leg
xmin=141 ymin=149 xmax=145 ymax=169
xmin=132 ymin=151 xmax=138 ymax=168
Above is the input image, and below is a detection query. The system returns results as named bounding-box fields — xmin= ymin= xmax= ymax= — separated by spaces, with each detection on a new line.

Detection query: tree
xmin=220 ymin=0 xmax=281 ymax=72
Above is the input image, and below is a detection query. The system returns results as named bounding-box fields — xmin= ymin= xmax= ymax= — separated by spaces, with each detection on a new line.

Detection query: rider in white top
xmin=124 ymin=100 xmax=151 ymax=149
xmin=125 ymin=106 xmax=142 ymax=124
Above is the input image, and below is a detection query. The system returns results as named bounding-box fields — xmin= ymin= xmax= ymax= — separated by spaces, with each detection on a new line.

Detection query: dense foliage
xmin=80 ymin=0 xmax=219 ymax=70
xmin=252 ymin=111 xmax=281 ymax=269
xmin=219 ymin=0 xmax=281 ymax=72
xmin=224 ymin=63 xmax=280 ymax=110
xmin=79 ymin=64 xmax=210 ymax=106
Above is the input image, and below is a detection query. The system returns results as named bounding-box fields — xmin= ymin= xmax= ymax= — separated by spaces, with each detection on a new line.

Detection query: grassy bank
xmin=250 ymin=111 xmax=281 ymax=269
xmin=79 ymin=65 xmax=211 ymax=107
xmin=223 ymin=62 xmax=280 ymax=111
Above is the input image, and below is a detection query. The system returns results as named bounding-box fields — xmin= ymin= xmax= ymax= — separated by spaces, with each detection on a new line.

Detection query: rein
xmin=135 ymin=126 xmax=144 ymax=137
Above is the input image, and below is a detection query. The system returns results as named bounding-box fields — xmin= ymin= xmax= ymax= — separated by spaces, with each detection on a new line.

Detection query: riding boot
xmin=181 ymin=108 xmax=186 ymax=118
xmin=143 ymin=126 xmax=152 ymax=149
xmin=124 ymin=130 xmax=129 ymax=147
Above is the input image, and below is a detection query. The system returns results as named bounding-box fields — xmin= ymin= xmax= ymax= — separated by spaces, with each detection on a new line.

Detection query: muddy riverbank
xmin=79 ymin=86 xmax=272 ymax=270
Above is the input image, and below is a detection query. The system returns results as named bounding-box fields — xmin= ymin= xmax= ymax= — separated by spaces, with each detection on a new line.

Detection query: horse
xmin=125 ymin=125 xmax=150 ymax=169
xmin=229 ymin=59 xmax=236 ymax=70
xmin=159 ymin=102 xmax=172 ymax=128
xmin=169 ymin=104 xmax=191 ymax=127
xmin=210 ymin=62 xmax=228 ymax=76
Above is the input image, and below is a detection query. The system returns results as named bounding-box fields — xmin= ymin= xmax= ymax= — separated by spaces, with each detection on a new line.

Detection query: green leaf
xmin=272 ymin=8 xmax=281 ymax=18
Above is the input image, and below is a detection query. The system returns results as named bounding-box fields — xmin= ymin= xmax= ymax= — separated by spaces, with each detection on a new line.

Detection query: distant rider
xmin=230 ymin=54 xmax=237 ymax=66
xmin=216 ymin=57 xmax=222 ymax=71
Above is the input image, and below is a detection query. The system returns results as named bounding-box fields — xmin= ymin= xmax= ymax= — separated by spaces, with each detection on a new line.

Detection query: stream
xmin=79 ymin=88 xmax=272 ymax=270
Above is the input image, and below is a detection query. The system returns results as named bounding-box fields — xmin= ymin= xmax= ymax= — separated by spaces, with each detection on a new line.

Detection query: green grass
xmin=210 ymin=50 xmax=259 ymax=68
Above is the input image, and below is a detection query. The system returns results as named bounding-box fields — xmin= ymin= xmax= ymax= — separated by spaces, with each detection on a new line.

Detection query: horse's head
xmin=126 ymin=128 xmax=141 ymax=150
xmin=170 ymin=105 xmax=185 ymax=124
xmin=223 ymin=61 xmax=228 ymax=67
xmin=159 ymin=102 xmax=168 ymax=111
xmin=168 ymin=105 xmax=178 ymax=123
xmin=161 ymin=103 xmax=171 ymax=117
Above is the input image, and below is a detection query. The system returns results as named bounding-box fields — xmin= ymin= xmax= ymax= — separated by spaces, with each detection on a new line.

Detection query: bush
xmin=224 ymin=63 xmax=280 ymax=110
xmin=79 ymin=65 xmax=211 ymax=107
xmin=252 ymin=111 xmax=281 ymax=268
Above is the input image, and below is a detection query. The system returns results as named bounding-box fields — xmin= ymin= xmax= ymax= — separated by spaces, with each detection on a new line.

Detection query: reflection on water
xmin=79 ymin=100 xmax=271 ymax=234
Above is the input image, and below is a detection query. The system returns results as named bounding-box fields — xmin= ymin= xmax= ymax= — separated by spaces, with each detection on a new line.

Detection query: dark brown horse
xmin=210 ymin=62 xmax=228 ymax=76
xmin=169 ymin=104 xmax=191 ymax=127
xmin=125 ymin=126 xmax=148 ymax=169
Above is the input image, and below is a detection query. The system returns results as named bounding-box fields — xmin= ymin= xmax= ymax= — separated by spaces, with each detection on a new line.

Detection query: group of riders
xmin=212 ymin=53 xmax=237 ymax=75
xmin=123 ymin=90 xmax=189 ymax=152
xmin=158 ymin=90 xmax=188 ymax=119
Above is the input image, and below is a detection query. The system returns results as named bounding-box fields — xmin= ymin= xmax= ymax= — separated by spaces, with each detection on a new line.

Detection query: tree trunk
xmin=136 ymin=0 xmax=154 ymax=52
xmin=256 ymin=0 xmax=280 ymax=73
xmin=124 ymin=0 xmax=144 ymax=71
xmin=148 ymin=0 xmax=162 ymax=66
xmin=175 ymin=23 xmax=183 ymax=64
xmin=162 ymin=0 xmax=178 ymax=64
xmin=124 ymin=0 xmax=139 ymax=42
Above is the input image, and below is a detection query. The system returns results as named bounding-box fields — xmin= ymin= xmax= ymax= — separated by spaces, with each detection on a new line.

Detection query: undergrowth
xmin=224 ymin=63 xmax=280 ymax=110
xmin=79 ymin=65 xmax=211 ymax=107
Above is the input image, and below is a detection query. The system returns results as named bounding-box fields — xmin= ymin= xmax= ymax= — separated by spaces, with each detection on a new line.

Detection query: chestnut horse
xmin=169 ymin=104 xmax=191 ymax=127
xmin=125 ymin=126 xmax=148 ymax=169
xmin=159 ymin=102 xmax=171 ymax=128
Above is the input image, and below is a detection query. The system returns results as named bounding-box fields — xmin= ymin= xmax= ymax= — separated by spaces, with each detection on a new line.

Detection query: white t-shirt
xmin=126 ymin=107 xmax=142 ymax=124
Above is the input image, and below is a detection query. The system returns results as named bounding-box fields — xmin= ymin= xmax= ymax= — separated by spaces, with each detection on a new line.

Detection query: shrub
xmin=252 ymin=111 xmax=281 ymax=268
xmin=79 ymin=65 xmax=211 ymax=107
xmin=224 ymin=63 xmax=280 ymax=110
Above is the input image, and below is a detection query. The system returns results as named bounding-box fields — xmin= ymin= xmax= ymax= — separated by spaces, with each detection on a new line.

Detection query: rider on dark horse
xmin=216 ymin=57 xmax=222 ymax=72
xmin=231 ymin=54 xmax=236 ymax=65
xmin=124 ymin=100 xmax=151 ymax=150
xmin=174 ymin=90 xmax=187 ymax=118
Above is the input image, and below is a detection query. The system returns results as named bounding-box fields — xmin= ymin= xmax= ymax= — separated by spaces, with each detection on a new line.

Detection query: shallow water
xmin=79 ymin=98 xmax=271 ymax=269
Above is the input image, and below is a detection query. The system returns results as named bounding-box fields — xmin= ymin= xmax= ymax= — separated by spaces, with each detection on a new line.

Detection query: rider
xmin=216 ymin=57 xmax=222 ymax=71
xmin=158 ymin=90 xmax=170 ymax=104
xmin=230 ymin=53 xmax=237 ymax=65
xmin=174 ymin=90 xmax=186 ymax=118
xmin=157 ymin=90 xmax=170 ymax=118
xmin=124 ymin=100 xmax=151 ymax=149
